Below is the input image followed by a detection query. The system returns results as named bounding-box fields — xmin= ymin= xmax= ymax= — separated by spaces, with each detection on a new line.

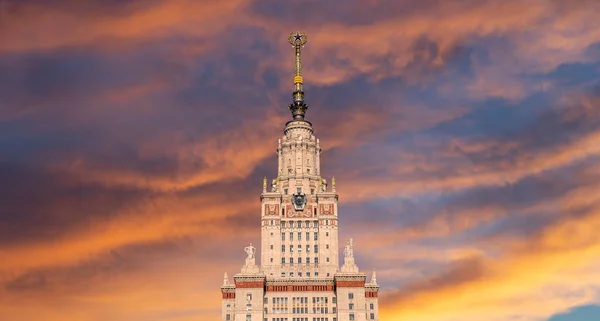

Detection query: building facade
xmin=221 ymin=32 xmax=379 ymax=321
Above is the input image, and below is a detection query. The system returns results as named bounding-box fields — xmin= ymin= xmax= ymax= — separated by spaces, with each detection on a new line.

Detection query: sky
xmin=0 ymin=0 xmax=600 ymax=320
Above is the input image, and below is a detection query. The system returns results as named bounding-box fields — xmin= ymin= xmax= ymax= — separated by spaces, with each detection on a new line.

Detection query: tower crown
xmin=288 ymin=32 xmax=308 ymax=121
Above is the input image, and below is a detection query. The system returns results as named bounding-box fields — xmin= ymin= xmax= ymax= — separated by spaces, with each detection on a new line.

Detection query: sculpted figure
xmin=244 ymin=243 xmax=256 ymax=259
xmin=344 ymin=238 xmax=354 ymax=258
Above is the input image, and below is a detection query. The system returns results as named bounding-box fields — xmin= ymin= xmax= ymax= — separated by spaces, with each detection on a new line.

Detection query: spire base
xmin=289 ymin=101 xmax=308 ymax=121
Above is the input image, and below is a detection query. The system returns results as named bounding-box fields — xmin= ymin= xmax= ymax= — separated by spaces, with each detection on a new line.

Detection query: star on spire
xmin=288 ymin=32 xmax=309 ymax=121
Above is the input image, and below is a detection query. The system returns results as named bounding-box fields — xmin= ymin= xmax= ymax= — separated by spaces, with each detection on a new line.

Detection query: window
xmin=281 ymin=221 xmax=285 ymax=228
xmin=246 ymin=314 xmax=252 ymax=321
xmin=290 ymin=245 xmax=294 ymax=252
xmin=290 ymin=258 xmax=294 ymax=264
xmin=282 ymin=233 xmax=285 ymax=241
xmin=270 ymin=220 xmax=274 ymax=226
xmin=306 ymin=232 xmax=310 ymax=240
xmin=333 ymin=307 xmax=337 ymax=313
xmin=298 ymin=272 xmax=302 ymax=277
xmin=298 ymin=257 xmax=302 ymax=264
xmin=281 ymin=272 xmax=285 ymax=277
xmin=246 ymin=303 xmax=252 ymax=311
xmin=370 ymin=313 xmax=375 ymax=319
xmin=315 ymin=257 xmax=319 ymax=264
xmin=348 ymin=293 xmax=354 ymax=299
xmin=349 ymin=303 xmax=354 ymax=310
xmin=264 ymin=297 xmax=268 ymax=304
xmin=306 ymin=245 xmax=310 ymax=252
xmin=333 ymin=297 xmax=337 ymax=303
xmin=314 ymin=245 xmax=319 ymax=253
xmin=298 ymin=245 xmax=302 ymax=253
xmin=282 ymin=245 xmax=285 ymax=253
xmin=307 ymin=272 xmax=310 ymax=277
xmin=270 ymin=258 xmax=273 ymax=263
xmin=247 ymin=293 xmax=252 ymax=301
xmin=282 ymin=258 xmax=285 ymax=264
xmin=370 ymin=303 xmax=374 ymax=310
xmin=297 ymin=187 xmax=301 ymax=193
xmin=326 ymin=232 xmax=329 ymax=236
xmin=226 ymin=314 xmax=230 ymax=321
xmin=326 ymin=257 xmax=329 ymax=262
xmin=298 ymin=221 xmax=302 ymax=228
xmin=306 ymin=257 xmax=310 ymax=263
xmin=298 ymin=232 xmax=302 ymax=240
xmin=290 ymin=272 xmax=294 ymax=277
xmin=326 ymin=244 xmax=329 ymax=249
xmin=290 ymin=232 xmax=294 ymax=240
xmin=315 ymin=272 xmax=319 ymax=277
xmin=264 ymin=307 xmax=267 ymax=313
xmin=311 ymin=188 xmax=314 ymax=194
xmin=349 ymin=314 xmax=355 ymax=321
xmin=284 ymin=188 xmax=288 ymax=194
xmin=290 ymin=221 xmax=295 ymax=228
xmin=314 ymin=233 xmax=318 ymax=241
xmin=270 ymin=245 xmax=273 ymax=249
xmin=326 ymin=220 xmax=329 ymax=225
xmin=282 ymin=208 xmax=285 ymax=216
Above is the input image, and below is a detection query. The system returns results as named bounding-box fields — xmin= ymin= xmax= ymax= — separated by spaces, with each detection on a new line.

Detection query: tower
xmin=221 ymin=32 xmax=380 ymax=321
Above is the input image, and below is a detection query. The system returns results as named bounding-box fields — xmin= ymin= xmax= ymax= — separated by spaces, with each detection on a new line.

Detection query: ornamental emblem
xmin=292 ymin=192 xmax=307 ymax=211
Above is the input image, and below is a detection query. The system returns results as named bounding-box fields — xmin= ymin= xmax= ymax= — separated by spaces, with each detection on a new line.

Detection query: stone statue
xmin=344 ymin=238 xmax=354 ymax=258
xmin=271 ymin=179 xmax=277 ymax=192
xmin=244 ymin=243 xmax=256 ymax=259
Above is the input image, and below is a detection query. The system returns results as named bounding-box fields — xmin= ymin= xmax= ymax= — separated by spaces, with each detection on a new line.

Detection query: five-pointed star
xmin=293 ymin=32 xmax=303 ymax=42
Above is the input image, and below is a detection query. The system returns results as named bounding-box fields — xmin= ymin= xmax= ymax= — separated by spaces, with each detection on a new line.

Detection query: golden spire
xmin=288 ymin=32 xmax=308 ymax=121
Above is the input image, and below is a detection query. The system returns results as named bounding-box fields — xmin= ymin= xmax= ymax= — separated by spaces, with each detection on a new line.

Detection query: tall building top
xmin=288 ymin=32 xmax=309 ymax=121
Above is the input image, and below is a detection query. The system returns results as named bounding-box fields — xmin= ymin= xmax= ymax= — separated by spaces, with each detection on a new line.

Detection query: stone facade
xmin=220 ymin=32 xmax=379 ymax=321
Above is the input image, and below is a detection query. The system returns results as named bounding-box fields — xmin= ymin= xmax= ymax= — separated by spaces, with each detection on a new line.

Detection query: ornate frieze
xmin=265 ymin=204 xmax=279 ymax=216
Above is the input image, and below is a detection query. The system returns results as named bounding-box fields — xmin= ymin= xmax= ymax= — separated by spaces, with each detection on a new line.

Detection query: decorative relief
xmin=265 ymin=204 xmax=279 ymax=216
xmin=235 ymin=281 xmax=265 ymax=288
xmin=336 ymin=280 xmax=365 ymax=287
xmin=320 ymin=204 xmax=333 ymax=215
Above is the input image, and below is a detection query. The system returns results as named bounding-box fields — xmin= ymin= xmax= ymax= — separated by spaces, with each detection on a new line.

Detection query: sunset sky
xmin=1 ymin=1 xmax=600 ymax=320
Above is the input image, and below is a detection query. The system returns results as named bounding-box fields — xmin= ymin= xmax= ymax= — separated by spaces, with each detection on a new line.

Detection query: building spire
xmin=288 ymin=32 xmax=308 ymax=121
xmin=371 ymin=270 xmax=378 ymax=285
